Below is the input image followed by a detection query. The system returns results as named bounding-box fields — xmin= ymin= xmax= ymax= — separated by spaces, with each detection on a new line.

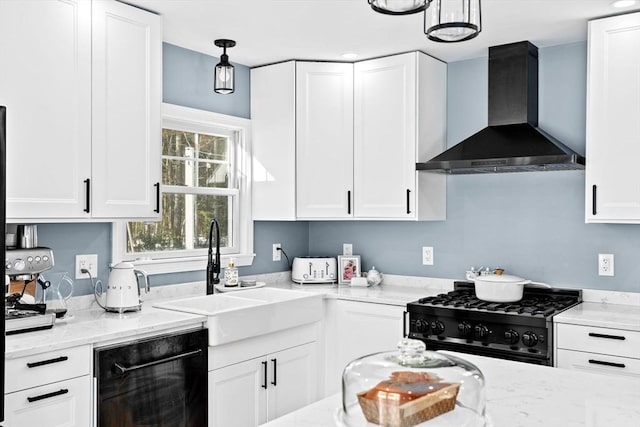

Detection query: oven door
xmin=94 ymin=329 xmax=207 ymax=427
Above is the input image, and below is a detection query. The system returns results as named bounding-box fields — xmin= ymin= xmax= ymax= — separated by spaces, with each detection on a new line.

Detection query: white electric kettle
xmin=99 ymin=262 xmax=149 ymax=313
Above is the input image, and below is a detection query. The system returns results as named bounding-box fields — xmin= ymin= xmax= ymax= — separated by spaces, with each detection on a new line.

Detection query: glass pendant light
xmin=214 ymin=39 xmax=236 ymax=94
xmin=368 ymin=0 xmax=431 ymax=15
xmin=425 ymin=0 xmax=482 ymax=43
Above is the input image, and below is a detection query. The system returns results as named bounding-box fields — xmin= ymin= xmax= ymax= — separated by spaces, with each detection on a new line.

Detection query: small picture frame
xmin=338 ymin=255 xmax=361 ymax=285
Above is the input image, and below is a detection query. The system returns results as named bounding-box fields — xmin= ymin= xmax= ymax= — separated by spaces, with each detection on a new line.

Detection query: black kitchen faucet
xmin=206 ymin=218 xmax=221 ymax=294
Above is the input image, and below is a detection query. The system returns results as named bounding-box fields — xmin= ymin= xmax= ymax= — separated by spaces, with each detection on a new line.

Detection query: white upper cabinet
xmin=296 ymin=62 xmax=354 ymax=219
xmin=91 ymin=0 xmax=162 ymax=219
xmin=0 ymin=0 xmax=161 ymax=222
xmin=586 ymin=12 xmax=640 ymax=223
xmin=354 ymin=52 xmax=446 ymax=220
xmin=251 ymin=61 xmax=297 ymax=221
xmin=0 ymin=0 xmax=92 ymax=219
xmin=251 ymin=53 xmax=447 ymax=221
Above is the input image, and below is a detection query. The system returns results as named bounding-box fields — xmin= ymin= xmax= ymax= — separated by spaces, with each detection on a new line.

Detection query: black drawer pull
xmin=592 ymin=185 xmax=597 ymax=215
xmin=347 ymin=190 xmax=351 ymax=215
xmin=588 ymin=359 xmax=626 ymax=369
xmin=113 ymin=349 xmax=202 ymax=375
xmin=154 ymin=182 xmax=160 ymax=213
xmin=271 ymin=358 xmax=277 ymax=386
xmin=261 ymin=361 xmax=268 ymax=389
xmin=84 ymin=178 xmax=91 ymax=213
xmin=27 ymin=388 xmax=69 ymax=403
xmin=27 ymin=356 xmax=69 ymax=368
xmin=406 ymin=189 xmax=411 ymax=214
xmin=588 ymin=332 xmax=626 ymax=340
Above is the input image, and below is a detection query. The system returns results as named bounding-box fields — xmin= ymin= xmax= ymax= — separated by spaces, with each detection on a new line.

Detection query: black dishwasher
xmin=94 ymin=328 xmax=208 ymax=427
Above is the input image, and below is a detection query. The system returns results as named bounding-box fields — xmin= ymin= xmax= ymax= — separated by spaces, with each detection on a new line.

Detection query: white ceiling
xmin=126 ymin=0 xmax=640 ymax=67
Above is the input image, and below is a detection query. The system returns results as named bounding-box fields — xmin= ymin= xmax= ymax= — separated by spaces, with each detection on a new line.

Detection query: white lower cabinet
xmin=209 ymin=340 xmax=318 ymax=427
xmin=3 ymin=345 xmax=92 ymax=427
xmin=324 ymin=299 xmax=406 ymax=395
xmin=555 ymin=323 xmax=640 ymax=378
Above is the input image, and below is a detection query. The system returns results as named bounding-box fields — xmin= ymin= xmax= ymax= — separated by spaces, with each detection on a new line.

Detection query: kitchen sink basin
xmin=153 ymin=288 xmax=323 ymax=346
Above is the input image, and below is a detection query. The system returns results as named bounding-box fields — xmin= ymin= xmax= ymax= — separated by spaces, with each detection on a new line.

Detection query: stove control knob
xmin=414 ymin=319 xmax=430 ymax=333
xmin=458 ymin=322 xmax=473 ymax=337
xmin=430 ymin=320 xmax=445 ymax=335
xmin=504 ymin=330 xmax=520 ymax=345
xmin=474 ymin=324 xmax=490 ymax=338
xmin=522 ymin=331 xmax=538 ymax=347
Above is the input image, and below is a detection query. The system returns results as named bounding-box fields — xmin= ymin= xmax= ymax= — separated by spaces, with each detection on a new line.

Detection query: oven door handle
xmin=113 ymin=349 xmax=203 ymax=375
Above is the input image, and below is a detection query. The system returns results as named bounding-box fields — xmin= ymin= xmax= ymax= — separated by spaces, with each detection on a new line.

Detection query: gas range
xmin=406 ymin=282 xmax=582 ymax=365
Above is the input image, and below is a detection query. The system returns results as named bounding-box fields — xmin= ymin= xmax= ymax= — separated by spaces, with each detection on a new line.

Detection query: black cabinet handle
xmin=154 ymin=182 xmax=160 ymax=213
xmin=406 ymin=189 xmax=411 ymax=214
xmin=27 ymin=388 xmax=69 ymax=403
xmin=84 ymin=178 xmax=91 ymax=213
xmin=271 ymin=358 xmax=277 ymax=386
xmin=261 ymin=361 xmax=268 ymax=389
xmin=588 ymin=332 xmax=626 ymax=340
xmin=347 ymin=191 xmax=351 ymax=215
xmin=27 ymin=356 xmax=69 ymax=368
xmin=592 ymin=185 xmax=597 ymax=215
xmin=588 ymin=359 xmax=626 ymax=369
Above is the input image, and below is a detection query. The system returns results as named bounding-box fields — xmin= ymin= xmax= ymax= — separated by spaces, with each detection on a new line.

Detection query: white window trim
xmin=111 ymin=103 xmax=254 ymax=275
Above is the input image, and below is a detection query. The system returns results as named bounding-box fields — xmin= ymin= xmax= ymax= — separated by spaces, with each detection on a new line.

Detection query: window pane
xmin=126 ymin=193 xmax=232 ymax=254
xmin=198 ymin=134 xmax=227 ymax=161
xmin=197 ymin=161 xmax=228 ymax=188
xmin=162 ymin=129 xmax=194 ymax=157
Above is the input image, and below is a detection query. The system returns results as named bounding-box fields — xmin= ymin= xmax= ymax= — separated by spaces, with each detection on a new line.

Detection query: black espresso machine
xmin=5 ymin=247 xmax=57 ymax=334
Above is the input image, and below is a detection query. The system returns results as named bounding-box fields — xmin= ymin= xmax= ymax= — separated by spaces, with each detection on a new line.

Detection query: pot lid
xmin=475 ymin=273 xmax=526 ymax=283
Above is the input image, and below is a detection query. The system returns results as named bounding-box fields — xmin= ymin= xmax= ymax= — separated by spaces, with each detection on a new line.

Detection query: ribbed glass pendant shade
xmin=368 ymin=0 xmax=431 ymax=15
xmin=425 ymin=0 xmax=482 ymax=43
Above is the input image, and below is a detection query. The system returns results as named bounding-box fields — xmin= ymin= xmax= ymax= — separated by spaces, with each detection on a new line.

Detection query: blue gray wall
xmin=36 ymin=41 xmax=640 ymax=295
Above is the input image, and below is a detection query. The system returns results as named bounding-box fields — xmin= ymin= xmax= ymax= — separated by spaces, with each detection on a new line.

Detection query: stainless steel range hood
xmin=417 ymin=41 xmax=585 ymax=174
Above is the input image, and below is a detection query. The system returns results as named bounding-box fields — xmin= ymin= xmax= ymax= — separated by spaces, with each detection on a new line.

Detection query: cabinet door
xmin=325 ymin=300 xmax=405 ymax=395
xmin=296 ymin=62 xmax=354 ymax=218
xmin=3 ymin=375 xmax=91 ymax=427
xmin=0 ymin=0 xmax=92 ymax=220
xmin=251 ymin=61 xmax=297 ymax=220
xmin=91 ymin=0 xmax=162 ymax=219
xmin=267 ymin=342 xmax=318 ymax=420
xmin=586 ymin=12 xmax=640 ymax=223
xmin=354 ymin=53 xmax=417 ymax=218
xmin=209 ymin=358 xmax=267 ymax=427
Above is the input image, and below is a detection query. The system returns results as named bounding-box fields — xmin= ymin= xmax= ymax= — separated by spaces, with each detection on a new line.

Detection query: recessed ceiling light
xmin=342 ymin=53 xmax=359 ymax=60
xmin=611 ymin=0 xmax=637 ymax=8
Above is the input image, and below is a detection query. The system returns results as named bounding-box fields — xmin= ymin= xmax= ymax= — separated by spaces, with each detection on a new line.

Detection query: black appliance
xmin=94 ymin=328 xmax=208 ymax=426
xmin=416 ymin=41 xmax=586 ymax=174
xmin=1 ymin=105 xmax=7 ymax=424
xmin=406 ymin=282 xmax=582 ymax=365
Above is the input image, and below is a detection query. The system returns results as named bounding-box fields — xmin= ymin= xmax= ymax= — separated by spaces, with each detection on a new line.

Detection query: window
xmin=112 ymin=103 xmax=253 ymax=274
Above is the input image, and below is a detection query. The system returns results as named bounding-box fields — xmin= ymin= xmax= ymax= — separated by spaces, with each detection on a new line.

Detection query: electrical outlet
xmin=422 ymin=246 xmax=434 ymax=266
xmin=76 ymin=254 xmax=98 ymax=279
xmin=343 ymin=243 xmax=353 ymax=256
xmin=273 ymin=243 xmax=282 ymax=261
xmin=598 ymin=253 xmax=614 ymax=276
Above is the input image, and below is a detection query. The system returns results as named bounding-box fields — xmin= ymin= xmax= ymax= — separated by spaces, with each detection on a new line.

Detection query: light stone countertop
xmin=554 ymin=301 xmax=640 ymax=331
xmin=259 ymin=351 xmax=640 ymax=427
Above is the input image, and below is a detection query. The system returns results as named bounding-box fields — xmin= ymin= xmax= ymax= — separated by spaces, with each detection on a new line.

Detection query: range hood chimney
xmin=417 ymin=41 xmax=585 ymax=174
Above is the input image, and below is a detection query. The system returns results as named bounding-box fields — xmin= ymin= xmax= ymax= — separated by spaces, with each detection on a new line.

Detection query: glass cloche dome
xmin=337 ymin=339 xmax=487 ymax=427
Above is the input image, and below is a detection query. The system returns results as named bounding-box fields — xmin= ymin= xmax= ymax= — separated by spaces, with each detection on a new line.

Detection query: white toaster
xmin=291 ymin=257 xmax=337 ymax=284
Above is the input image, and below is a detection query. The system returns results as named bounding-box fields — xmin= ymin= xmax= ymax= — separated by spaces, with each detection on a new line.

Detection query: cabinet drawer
xmin=4 ymin=375 xmax=92 ymax=427
xmin=556 ymin=323 xmax=640 ymax=359
xmin=5 ymin=345 xmax=91 ymax=393
xmin=556 ymin=349 xmax=640 ymax=378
